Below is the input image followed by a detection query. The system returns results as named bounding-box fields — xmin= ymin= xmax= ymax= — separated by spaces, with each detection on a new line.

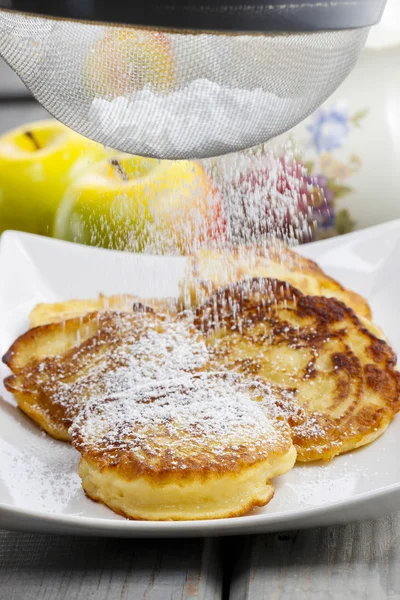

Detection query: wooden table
xmin=1 ymin=515 xmax=400 ymax=599
xmin=1 ymin=58 xmax=400 ymax=600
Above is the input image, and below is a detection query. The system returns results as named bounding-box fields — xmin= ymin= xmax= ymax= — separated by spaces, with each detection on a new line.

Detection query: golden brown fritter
xmin=3 ymin=310 xmax=208 ymax=441
xmin=71 ymin=372 xmax=296 ymax=520
xmin=181 ymin=245 xmax=372 ymax=319
xmin=29 ymin=293 xmax=176 ymax=327
xmin=193 ymin=278 xmax=400 ymax=462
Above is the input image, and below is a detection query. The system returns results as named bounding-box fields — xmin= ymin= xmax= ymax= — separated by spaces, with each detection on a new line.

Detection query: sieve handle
xmin=0 ymin=0 xmax=387 ymax=32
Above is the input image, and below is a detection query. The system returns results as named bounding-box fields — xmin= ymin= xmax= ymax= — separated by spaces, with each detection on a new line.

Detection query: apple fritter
xmin=193 ymin=278 xmax=400 ymax=462
xmin=181 ymin=245 xmax=372 ymax=319
xmin=3 ymin=310 xmax=208 ymax=441
xmin=29 ymin=293 xmax=176 ymax=328
xmin=71 ymin=372 xmax=296 ymax=520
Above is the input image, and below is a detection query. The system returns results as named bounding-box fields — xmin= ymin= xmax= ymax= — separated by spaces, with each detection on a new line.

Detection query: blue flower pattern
xmin=307 ymin=102 xmax=350 ymax=154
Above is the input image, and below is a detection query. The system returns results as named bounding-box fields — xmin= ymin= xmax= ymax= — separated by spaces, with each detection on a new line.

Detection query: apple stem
xmin=25 ymin=131 xmax=41 ymax=150
xmin=111 ymin=159 xmax=128 ymax=181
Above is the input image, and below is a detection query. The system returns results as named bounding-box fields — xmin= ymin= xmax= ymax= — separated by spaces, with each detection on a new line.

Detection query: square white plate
xmin=1 ymin=223 xmax=400 ymax=538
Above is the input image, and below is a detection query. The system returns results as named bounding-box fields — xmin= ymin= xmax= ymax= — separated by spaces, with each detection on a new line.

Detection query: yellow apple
xmin=85 ymin=28 xmax=176 ymax=99
xmin=0 ymin=120 xmax=107 ymax=236
xmin=54 ymin=154 xmax=224 ymax=254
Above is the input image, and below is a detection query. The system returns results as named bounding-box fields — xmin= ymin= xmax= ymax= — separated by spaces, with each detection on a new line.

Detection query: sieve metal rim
xmin=0 ymin=0 xmax=387 ymax=33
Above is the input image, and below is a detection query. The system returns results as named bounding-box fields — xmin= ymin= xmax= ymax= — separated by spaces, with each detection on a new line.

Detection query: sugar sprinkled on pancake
xmin=4 ymin=311 xmax=208 ymax=441
xmin=71 ymin=372 xmax=296 ymax=520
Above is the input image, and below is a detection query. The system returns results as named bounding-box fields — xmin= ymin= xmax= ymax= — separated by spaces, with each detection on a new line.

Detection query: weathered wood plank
xmin=230 ymin=514 xmax=400 ymax=600
xmin=0 ymin=531 xmax=223 ymax=600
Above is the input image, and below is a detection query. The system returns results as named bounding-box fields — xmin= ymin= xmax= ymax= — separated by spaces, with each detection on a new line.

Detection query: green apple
xmin=54 ymin=154 xmax=224 ymax=254
xmin=0 ymin=120 xmax=106 ymax=236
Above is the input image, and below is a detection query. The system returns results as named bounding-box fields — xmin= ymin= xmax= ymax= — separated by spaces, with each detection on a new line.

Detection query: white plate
xmin=1 ymin=223 xmax=400 ymax=537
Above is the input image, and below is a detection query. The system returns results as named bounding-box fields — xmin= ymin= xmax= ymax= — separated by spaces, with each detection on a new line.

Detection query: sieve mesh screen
xmin=0 ymin=11 xmax=368 ymax=159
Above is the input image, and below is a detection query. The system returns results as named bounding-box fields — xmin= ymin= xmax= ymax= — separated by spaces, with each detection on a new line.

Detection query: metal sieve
xmin=0 ymin=1 xmax=386 ymax=159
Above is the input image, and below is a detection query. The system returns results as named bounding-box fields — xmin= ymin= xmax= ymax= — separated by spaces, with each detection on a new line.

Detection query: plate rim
xmin=1 ymin=478 xmax=400 ymax=537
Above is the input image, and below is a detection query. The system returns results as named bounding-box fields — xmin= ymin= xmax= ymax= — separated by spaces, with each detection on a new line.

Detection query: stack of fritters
xmin=2 ymin=243 xmax=400 ymax=520
xmin=3 ymin=308 xmax=295 ymax=520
